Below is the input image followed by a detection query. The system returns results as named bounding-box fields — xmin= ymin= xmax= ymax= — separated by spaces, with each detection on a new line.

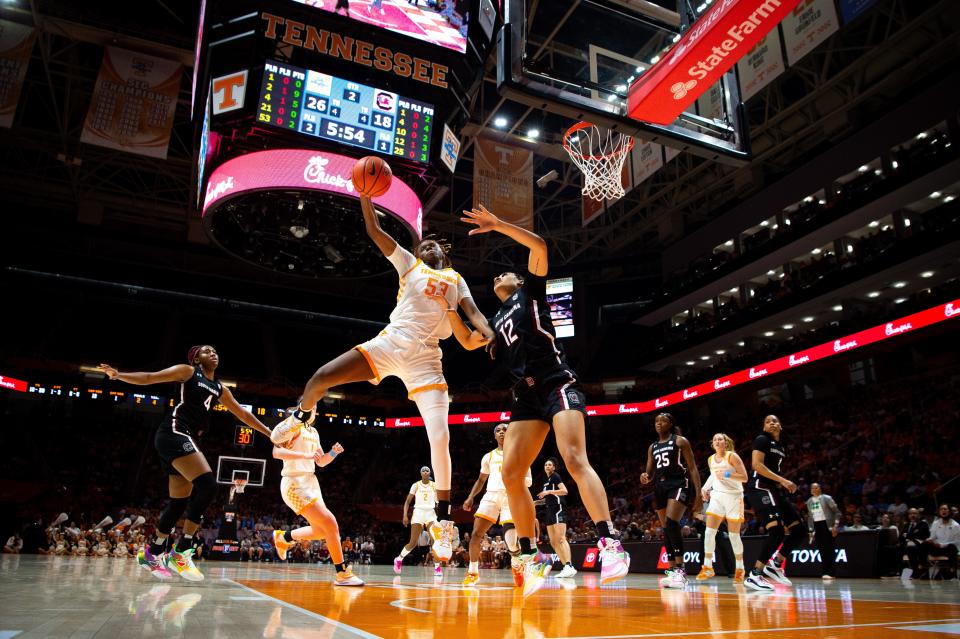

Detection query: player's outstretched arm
xmin=220 ymin=386 xmax=272 ymax=437
xmin=97 ymin=363 xmax=193 ymax=386
xmin=426 ymin=292 xmax=489 ymax=350
xmin=359 ymin=195 xmax=398 ymax=257
xmin=461 ymin=204 xmax=548 ymax=276
xmin=458 ymin=297 xmax=495 ymax=343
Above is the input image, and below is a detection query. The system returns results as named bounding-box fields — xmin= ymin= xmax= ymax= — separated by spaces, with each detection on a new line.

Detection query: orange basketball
xmin=351 ymin=156 xmax=393 ymax=198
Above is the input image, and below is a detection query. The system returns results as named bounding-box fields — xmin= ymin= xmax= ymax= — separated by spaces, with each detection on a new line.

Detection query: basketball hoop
xmin=229 ymin=478 xmax=248 ymax=503
xmin=563 ymin=122 xmax=635 ymax=202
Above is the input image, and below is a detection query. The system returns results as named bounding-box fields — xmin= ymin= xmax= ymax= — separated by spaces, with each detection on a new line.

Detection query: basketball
xmin=352 ymin=156 xmax=393 ymax=198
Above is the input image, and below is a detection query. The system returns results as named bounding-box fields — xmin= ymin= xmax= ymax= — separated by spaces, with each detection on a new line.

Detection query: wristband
xmin=329 ymin=449 xmax=339 ymax=458
xmin=724 ymin=471 xmax=731 ymax=478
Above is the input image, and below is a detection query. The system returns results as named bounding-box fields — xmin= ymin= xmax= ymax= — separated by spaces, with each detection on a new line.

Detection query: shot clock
xmin=257 ymin=60 xmax=435 ymax=163
xmin=234 ymin=424 xmax=255 ymax=447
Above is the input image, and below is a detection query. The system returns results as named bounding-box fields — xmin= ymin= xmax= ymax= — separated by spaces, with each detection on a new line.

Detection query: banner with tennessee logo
xmin=0 ymin=20 xmax=37 ymax=128
xmin=473 ymin=137 xmax=533 ymax=230
xmin=81 ymin=47 xmax=182 ymax=159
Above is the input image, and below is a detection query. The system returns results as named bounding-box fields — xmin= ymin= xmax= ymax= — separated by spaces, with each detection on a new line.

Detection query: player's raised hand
xmin=97 ymin=363 xmax=119 ymax=379
xmin=461 ymin=204 xmax=500 ymax=235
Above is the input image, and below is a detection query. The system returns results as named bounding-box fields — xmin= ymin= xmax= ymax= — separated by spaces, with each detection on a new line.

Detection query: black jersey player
xmin=640 ymin=413 xmax=701 ymax=588
xmin=98 ymin=345 xmax=271 ymax=581
xmin=744 ymin=414 xmax=803 ymax=591
xmin=450 ymin=203 xmax=630 ymax=596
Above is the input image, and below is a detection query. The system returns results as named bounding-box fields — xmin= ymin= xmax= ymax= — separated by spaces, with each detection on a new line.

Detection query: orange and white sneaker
xmin=510 ymin=555 xmax=525 ymax=588
xmin=165 ymin=548 xmax=204 ymax=582
xmin=462 ymin=571 xmax=480 ymax=586
xmin=335 ymin=568 xmax=365 ymax=587
xmin=273 ymin=530 xmax=291 ymax=561
xmin=733 ymin=568 xmax=745 ymax=584
xmin=696 ymin=566 xmax=715 ymax=581
xmin=429 ymin=521 xmax=453 ymax=561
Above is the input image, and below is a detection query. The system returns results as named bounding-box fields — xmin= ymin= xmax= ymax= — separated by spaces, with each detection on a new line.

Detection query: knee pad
xmin=704 ymin=527 xmax=717 ymax=554
xmin=158 ymin=497 xmax=189 ymax=534
xmin=729 ymin=532 xmax=744 ymax=555
xmin=414 ymin=390 xmax=451 ymax=489
xmin=665 ymin=518 xmax=683 ymax=559
xmin=184 ymin=472 xmax=217 ymax=523
xmin=504 ymin=526 xmax=519 ymax=553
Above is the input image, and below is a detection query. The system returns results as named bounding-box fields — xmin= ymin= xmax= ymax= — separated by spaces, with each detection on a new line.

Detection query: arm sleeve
xmin=456 ymin=274 xmax=473 ymax=303
xmin=387 ymin=245 xmax=418 ymax=276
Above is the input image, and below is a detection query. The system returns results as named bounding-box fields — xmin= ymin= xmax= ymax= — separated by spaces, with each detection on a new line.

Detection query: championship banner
xmin=781 ymin=0 xmax=840 ymax=66
xmin=736 ymin=31 xmax=786 ymax=100
xmin=631 ymin=140 xmax=664 ymax=189
xmin=473 ymin=137 xmax=533 ymax=230
xmin=628 ymin=0 xmax=802 ymax=125
xmin=0 ymin=21 xmax=37 ymax=129
xmin=582 ymin=192 xmax=605 ymax=227
xmin=81 ymin=47 xmax=182 ymax=159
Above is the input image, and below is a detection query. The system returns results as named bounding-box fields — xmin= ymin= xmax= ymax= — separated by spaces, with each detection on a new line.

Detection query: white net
xmin=229 ymin=479 xmax=248 ymax=503
xmin=563 ymin=122 xmax=635 ymax=202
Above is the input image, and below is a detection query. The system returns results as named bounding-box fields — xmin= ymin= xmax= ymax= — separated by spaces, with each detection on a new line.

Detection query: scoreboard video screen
xmin=257 ymin=60 xmax=435 ymax=164
xmin=546 ymin=277 xmax=575 ymax=338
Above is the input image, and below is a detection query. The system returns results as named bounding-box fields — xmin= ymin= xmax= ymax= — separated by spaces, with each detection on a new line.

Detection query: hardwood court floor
xmin=2 ymin=555 xmax=959 ymax=638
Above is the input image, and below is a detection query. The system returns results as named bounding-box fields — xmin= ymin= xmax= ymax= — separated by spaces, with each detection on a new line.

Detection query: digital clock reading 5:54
xmin=257 ymin=61 xmax=435 ymax=164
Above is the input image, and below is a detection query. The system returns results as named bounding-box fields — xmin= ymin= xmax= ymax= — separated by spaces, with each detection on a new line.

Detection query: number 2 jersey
xmin=492 ymin=270 xmax=573 ymax=386
xmin=386 ymin=246 xmax=473 ymax=345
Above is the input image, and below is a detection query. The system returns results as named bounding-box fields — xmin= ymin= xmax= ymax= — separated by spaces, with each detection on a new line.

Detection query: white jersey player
xmin=461 ymin=424 xmax=532 ymax=585
xmin=697 ymin=433 xmax=748 ymax=583
xmin=395 ymin=467 xmax=447 ymax=576
xmin=277 ymin=194 xmax=494 ymax=561
xmin=270 ymin=422 xmax=363 ymax=586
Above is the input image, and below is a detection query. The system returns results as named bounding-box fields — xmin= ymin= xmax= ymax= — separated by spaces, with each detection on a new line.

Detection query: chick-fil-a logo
xmin=885 ymin=322 xmax=912 ymax=336
xmin=714 ymin=379 xmax=730 ymax=390
xmin=788 ymin=354 xmax=809 ymax=366
xmin=655 ymin=398 xmax=669 ymax=408
xmin=304 ymin=156 xmax=355 ymax=191
xmin=833 ymin=339 xmax=857 ymax=352
xmin=749 ymin=367 xmax=767 ymax=378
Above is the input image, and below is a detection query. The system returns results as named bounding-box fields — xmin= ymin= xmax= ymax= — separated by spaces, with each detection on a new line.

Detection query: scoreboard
xmin=257 ymin=61 xmax=436 ymax=164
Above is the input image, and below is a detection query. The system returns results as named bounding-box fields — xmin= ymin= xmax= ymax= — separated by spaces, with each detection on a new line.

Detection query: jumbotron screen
xmin=546 ymin=277 xmax=574 ymax=338
xmin=257 ymin=60 xmax=435 ymax=163
xmin=289 ymin=0 xmax=469 ymax=53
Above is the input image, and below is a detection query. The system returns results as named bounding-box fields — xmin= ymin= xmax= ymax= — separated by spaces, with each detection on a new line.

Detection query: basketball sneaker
xmin=428 ymin=521 xmax=453 ymax=561
xmin=434 ymin=563 xmax=443 ymax=579
xmin=273 ymin=530 xmax=291 ymax=561
xmin=762 ymin=561 xmax=792 ymax=586
xmin=733 ymin=568 xmax=745 ymax=584
xmin=165 ymin=548 xmax=204 ymax=582
xmin=335 ymin=569 xmax=365 ymax=587
xmin=137 ymin=548 xmax=173 ymax=580
xmin=663 ymin=567 xmax=687 ymax=589
xmin=598 ymin=537 xmax=630 ymax=584
xmin=744 ymin=571 xmax=775 ymax=592
xmin=510 ymin=554 xmax=525 ymax=587
xmin=557 ymin=563 xmax=578 ymax=579
xmin=462 ymin=571 xmax=480 ymax=586
xmin=517 ymin=552 xmax=552 ymax=597
xmin=696 ymin=566 xmax=715 ymax=581
xmin=393 ymin=556 xmax=403 ymax=574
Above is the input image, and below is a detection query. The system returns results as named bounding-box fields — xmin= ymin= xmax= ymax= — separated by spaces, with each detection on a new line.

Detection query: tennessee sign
xmin=628 ymin=0 xmax=801 ymax=125
xmin=261 ymin=13 xmax=448 ymax=89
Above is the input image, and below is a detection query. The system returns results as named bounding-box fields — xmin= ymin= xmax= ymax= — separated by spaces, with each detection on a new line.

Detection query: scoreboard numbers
xmin=256 ymin=61 xmax=435 ymax=164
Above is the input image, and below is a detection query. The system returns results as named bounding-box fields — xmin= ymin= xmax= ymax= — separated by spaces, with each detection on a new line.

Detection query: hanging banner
xmin=696 ymin=80 xmax=725 ymax=120
xmin=581 ymin=192 xmax=605 ymax=227
xmin=631 ymin=140 xmax=664 ymax=189
xmin=838 ymin=0 xmax=878 ymax=24
xmin=81 ymin=47 xmax=182 ymax=159
xmin=781 ymin=0 xmax=840 ymax=66
xmin=0 ymin=21 xmax=37 ymax=128
xmin=473 ymin=137 xmax=533 ymax=229
xmin=737 ymin=31 xmax=786 ymax=100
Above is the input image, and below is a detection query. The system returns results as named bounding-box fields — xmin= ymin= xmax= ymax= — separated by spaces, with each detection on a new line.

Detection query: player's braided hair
xmin=187 ymin=345 xmax=204 ymax=365
xmin=415 ymin=235 xmax=452 ymax=268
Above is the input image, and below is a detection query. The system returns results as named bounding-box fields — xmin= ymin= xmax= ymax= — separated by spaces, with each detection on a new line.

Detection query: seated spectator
xmin=920 ymin=503 xmax=960 ymax=578
xmin=4 ymin=534 xmax=23 ymax=554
